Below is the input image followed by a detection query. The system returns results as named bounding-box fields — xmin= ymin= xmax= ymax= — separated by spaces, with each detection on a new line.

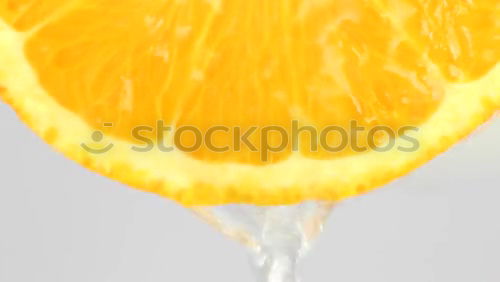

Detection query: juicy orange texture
xmin=0 ymin=0 xmax=499 ymax=205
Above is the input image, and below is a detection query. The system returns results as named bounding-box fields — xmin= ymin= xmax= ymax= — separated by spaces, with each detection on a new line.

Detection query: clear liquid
xmin=191 ymin=202 xmax=334 ymax=282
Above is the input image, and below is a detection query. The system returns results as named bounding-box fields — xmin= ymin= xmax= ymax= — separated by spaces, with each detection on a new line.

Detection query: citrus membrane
xmin=0 ymin=0 xmax=498 ymax=205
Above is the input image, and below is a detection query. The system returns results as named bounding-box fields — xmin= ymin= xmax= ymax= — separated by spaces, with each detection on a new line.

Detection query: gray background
xmin=0 ymin=101 xmax=499 ymax=282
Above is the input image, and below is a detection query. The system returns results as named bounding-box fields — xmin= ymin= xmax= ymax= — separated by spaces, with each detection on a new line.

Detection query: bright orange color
xmin=0 ymin=0 xmax=498 ymax=205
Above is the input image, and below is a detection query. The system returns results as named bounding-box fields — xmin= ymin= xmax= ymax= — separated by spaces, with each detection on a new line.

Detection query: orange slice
xmin=0 ymin=0 xmax=498 ymax=205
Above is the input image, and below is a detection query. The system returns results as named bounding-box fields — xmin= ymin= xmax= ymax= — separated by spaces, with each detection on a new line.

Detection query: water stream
xmin=192 ymin=201 xmax=334 ymax=282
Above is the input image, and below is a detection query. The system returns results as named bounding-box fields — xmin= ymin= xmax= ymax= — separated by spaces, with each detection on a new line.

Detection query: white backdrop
xmin=1 ymin=102 xmax=499 ymax=282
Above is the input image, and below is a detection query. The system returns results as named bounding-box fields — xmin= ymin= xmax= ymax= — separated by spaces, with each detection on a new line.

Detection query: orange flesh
xmin=1 ymin=0 xmax=498 ymax=165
